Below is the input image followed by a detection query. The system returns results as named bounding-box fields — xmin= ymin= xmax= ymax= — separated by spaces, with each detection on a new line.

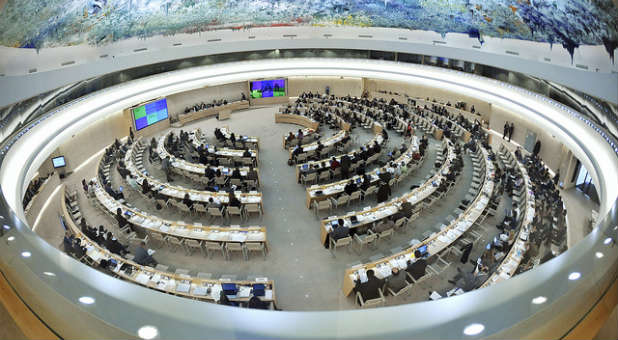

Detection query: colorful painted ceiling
xmin=0 ymin=0 xmax=616 ymax=59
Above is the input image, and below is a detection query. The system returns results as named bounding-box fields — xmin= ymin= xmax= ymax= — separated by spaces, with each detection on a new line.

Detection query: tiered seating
xmin=306 ymin=136 xmax=423 ymax=209
xmin=127 ymin=138 xmax=264 ymax=215
xmin=61 ymin=184 xmax=276 ymax=307
xmin=342 ymin=142 xmax=495 ymax=300
xmin=320 ymin=139 xmax=457 ymax=246
xmin=156 ymin=134 xmax=260 ymax=187
xmin=481 ymin=144 xmax=535 ymax=287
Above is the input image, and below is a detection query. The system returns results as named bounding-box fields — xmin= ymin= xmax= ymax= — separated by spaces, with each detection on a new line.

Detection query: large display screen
xmin=52 ymin=156 xmax=66 ymax=168
xmin=250 ymin=79 xmax=285 ymax=98
xmin=133 ymin=98 xmax=168 ymax=131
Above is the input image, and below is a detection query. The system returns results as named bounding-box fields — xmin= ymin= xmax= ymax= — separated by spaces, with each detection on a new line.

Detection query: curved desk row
xmin=296 ymin=132 xmax=382 ymax=184
xmin=156 ymin=135 xmax=260 ymax=184
xmin=128 ymin=138 xmax=263 ymax=207
xmin=320 ymin=139 xmax=456 ymax=246
xmin=342 ymin=143 xmax=494 ymax=296
xmin=61 ymin=185 xmax=275 ymax=304
xmin=306 ymin=136 xmax=420 ymax=209
xmin=481 ymin=144 xmax=535 ymax=288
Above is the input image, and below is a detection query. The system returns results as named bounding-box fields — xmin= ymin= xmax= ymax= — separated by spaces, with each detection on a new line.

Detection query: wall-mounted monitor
xmin=133 ymin=98 xmax=168 ymax=131
xmin=250 ymin=79 xmax=285 ymax=98
xmin=52 ymin=156 xmax=66 ymax=168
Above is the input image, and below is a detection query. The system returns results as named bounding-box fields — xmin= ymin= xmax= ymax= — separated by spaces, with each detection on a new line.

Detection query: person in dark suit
xmin=344 ymin=180 xmax=358 ymax=195
xmin=228 ymin=192 xmax=241 ymax=208
xmin=231 ymin=167 xmax=242 ymax=179
xmin=141 ymin=178 xmax=150 ymax=195
xmin=340 ymin=155 xmax=352 ymax=178
xmin=115 ymin=208 xmax=128 ymax=230
xmin=133 ymin=242 xmax=157 ymax=266
xmin=406 ymin=250 xmax=427 ymax=280
xmin=183 ymin=193 xmax=194 ymax=210
xmin=354 ymin=269 xmax=384 ymax=303
xmin=376 ymin=181 xmax=391 ymax=203
xmin=329 ymin=219 xmax=349 ymax=241
xmin=72 ymin=238 xmax=87 ymax=259
xmin=247 ymin=295 xmax=269 ymax=309
xmin=385 ymin=267 xmax=408 ymax=293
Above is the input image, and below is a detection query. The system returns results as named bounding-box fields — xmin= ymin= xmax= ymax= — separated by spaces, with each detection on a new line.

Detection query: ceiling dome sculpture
xmin=0 ymin=0 xmax=616 ymax=61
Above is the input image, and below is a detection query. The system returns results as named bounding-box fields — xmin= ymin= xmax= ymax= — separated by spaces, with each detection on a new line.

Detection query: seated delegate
xmin=354 ymin=269 xmax=384 ymax=303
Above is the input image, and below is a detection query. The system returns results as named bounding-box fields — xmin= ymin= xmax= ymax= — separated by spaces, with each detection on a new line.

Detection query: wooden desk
xmin=320 ymin=140 xmax=455 ymax=246
xmin=341 ymin=144 xmax=494 ymax=295
xmin=177 ymin=101 xmax=249 ymax=125
xmin=306 ymin=137 xmax=419 ymax=209
xmin=61 ymin=183 xmax=275 ymax=304
xmin=481 ymin=145 xmax=535 ymax=288
xmin=127 ymin=140 xmax=263 ymax=209
xmin=274 ymin=113 xmax=319 ymax=130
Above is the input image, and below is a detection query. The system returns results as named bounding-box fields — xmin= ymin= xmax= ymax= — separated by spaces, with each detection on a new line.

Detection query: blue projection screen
xmin=133 ymin=98 xmax=168 ymax=131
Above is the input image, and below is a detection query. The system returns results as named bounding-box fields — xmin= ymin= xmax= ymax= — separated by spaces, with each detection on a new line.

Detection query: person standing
xmin=509 ymin=122 xmax=514 ymax=142
xmin=503 ymin=122 xmax=509 ymax=140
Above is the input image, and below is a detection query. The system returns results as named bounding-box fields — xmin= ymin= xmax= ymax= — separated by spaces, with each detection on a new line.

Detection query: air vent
xmin=133 ymin=48 xmax=147 ymax=52
xmin=100 ymin=54 xmax=109 ymax=58
xmin=505 ymin=50 xmax=519 ymax=56
xmin=248 ymin=36 xmax=256 ymax=39
xmin=61 ymin=61 xmax=75 ymax=66
xmin=472 ymin=45 xmax=481 ymax=49
xmin=358 ymin=35 xmax=373 ymax=38
xmin=28 ymin=68 xmax=37 ymax=73
xmin=575 ymin=64 xmax=589 ymax=70
xmin=432 ymin=40 xmax=446 ymax=45
xmin=282 ymin=34 xmax=297 ymax=38
xmin=207 ymin=38 xmax=221 ymax=42
xmin=323 ymin=34 xmax=333 ymax=38
xmin=544 ymin=58 xmax=551 ymax=62
xmin=173 ymin=43 xmax=182 ymax=46
xmin=398 ymin=37 xmax=408 ymax=40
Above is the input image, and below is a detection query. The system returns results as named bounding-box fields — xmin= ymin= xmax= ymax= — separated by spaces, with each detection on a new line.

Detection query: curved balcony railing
xmin=0 ymin=58 xmax=617 ymax=339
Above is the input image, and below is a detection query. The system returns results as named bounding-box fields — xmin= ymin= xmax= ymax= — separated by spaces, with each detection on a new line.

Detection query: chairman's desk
xmin=305 ymin=136 xmax=417 ymax=209
xmin=127 ymin=140 xmax=263 ymax=209
xmin=481 ymin=146 xmax=535 ymax=287
xmin=320 ymin=139 xmax=455 ymax=246
xmin=61 ymin=184 xmax=275 ymax=304
xmin=177 ymin=100 xmax=250 ymax=126
xmin=341 ymin=144 xmax=494 ymax=296
xmin=157 ymin=134 xmax=261 ymax=185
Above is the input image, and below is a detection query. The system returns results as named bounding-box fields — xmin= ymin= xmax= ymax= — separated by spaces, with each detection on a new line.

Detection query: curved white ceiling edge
xmin=0 ymin=26 xmax=617 ymax=108
xmin=2 ymin=58 xmax=616 ymax=222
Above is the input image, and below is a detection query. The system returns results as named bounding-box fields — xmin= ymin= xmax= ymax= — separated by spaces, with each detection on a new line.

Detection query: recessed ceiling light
xmin=568 ymin=272 xmax=581 ymax=281
xmin=532 ymin=296 xmax=547 ymax=304
xmin=595 ymin=252 xmax=604 ymax=258
xmin=78 ymin=296 xmax=95 ymax=305
xmin=3 ymin=224 xmax=10 ymax=230
xmin=7 ymin=236 xmax=15 ymax=241
xmin=138 ymin=325 xmax=159 ymax=339
xmin=603 ymin=237 xmax=612 ymax=245
xmin=21 ymin=251 xmax=31 ymax=258
xmin=463 ymin=323 xmax=485 ymax=336
xmin=43 ymin=272 xmax=56 ymax=277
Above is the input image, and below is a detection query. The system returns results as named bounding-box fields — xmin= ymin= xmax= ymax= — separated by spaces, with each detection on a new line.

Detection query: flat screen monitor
xmin=133 ymin=98 xmax=168 ymax=131
xmin=52 ymin=156 xmax=66 ymax=168
xmin=250 ymin=79 xmax=286 ymax=98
